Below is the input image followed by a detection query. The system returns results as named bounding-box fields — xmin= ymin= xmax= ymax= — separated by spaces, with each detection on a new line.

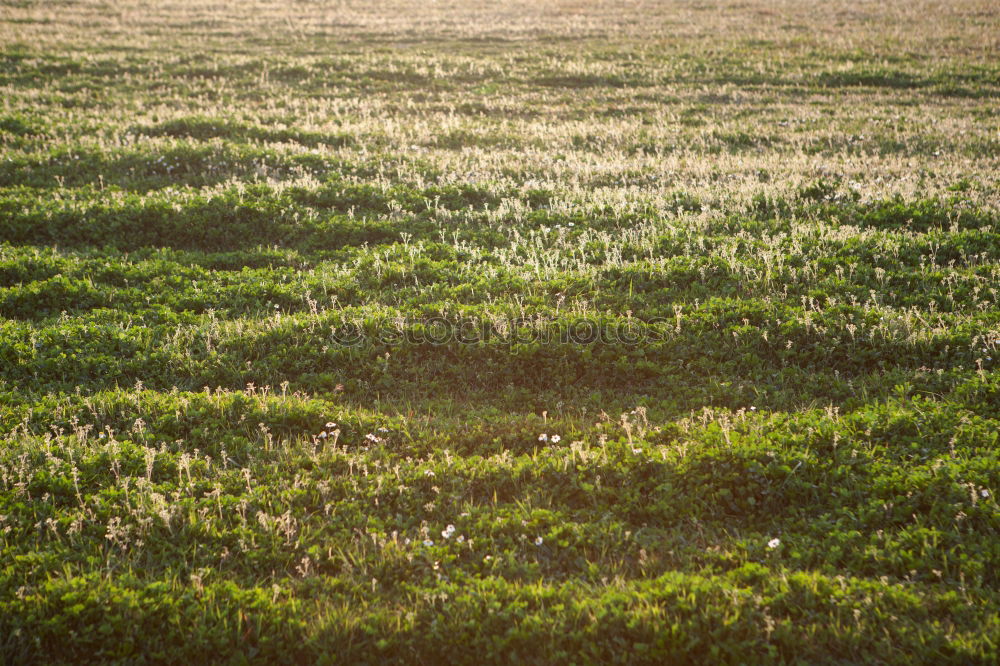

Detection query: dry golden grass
xmin=2 ymin=0 xmax=998 ymax=56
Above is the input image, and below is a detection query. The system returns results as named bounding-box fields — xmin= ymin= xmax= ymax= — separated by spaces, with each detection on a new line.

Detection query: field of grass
xmin=1 ymin=0 xmax=999 ymax=662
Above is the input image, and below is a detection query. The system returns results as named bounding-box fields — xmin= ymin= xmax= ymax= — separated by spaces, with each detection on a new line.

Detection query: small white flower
xmin=632 ymin=447 xmax=642 ymax=454
xmin=456 ymin=535 xmax=465 ymax=543
xmin=484 ymin=555 xmax=492 ymax=561
xmin=377 ymin=427 xmax=389 ymax=433
xmin=442 ymin=524 xmax=455 ymax=538
xmin=98 ymin=433 xmax=106 ymax=439
xmin=424 ymin=470 xmax=435 ymax=477
xmin=325 ymin=422 xmax=336 ymax=429
xmin=423 ymin=539 xmax=433 ymax=547
xmin=535 ymin=536 xmax=544 ymax=546
xmin=767 ymin=538 xmax=781 ymax=550
xmin=982 ymin=489 xmax=990 ymax=498
xmin=750 ymin=406 xmax=757 ymax=411
xmin=551 ymin=435 xmax=561 ymax=443
xmin=538 ymin=434 xmax=548 ymax=442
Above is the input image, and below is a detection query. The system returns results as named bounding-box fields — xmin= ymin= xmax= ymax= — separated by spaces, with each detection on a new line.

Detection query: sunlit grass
xmin=1 ymin=0 xmax=999 ymax=663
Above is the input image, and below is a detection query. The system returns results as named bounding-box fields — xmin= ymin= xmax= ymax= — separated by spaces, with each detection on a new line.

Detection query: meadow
xmin=1 ymin=0 xmax=999 ymax=662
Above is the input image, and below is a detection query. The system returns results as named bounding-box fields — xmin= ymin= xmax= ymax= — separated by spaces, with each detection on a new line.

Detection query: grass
xmin=1 ymin=0 xmax=999 ymax=663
